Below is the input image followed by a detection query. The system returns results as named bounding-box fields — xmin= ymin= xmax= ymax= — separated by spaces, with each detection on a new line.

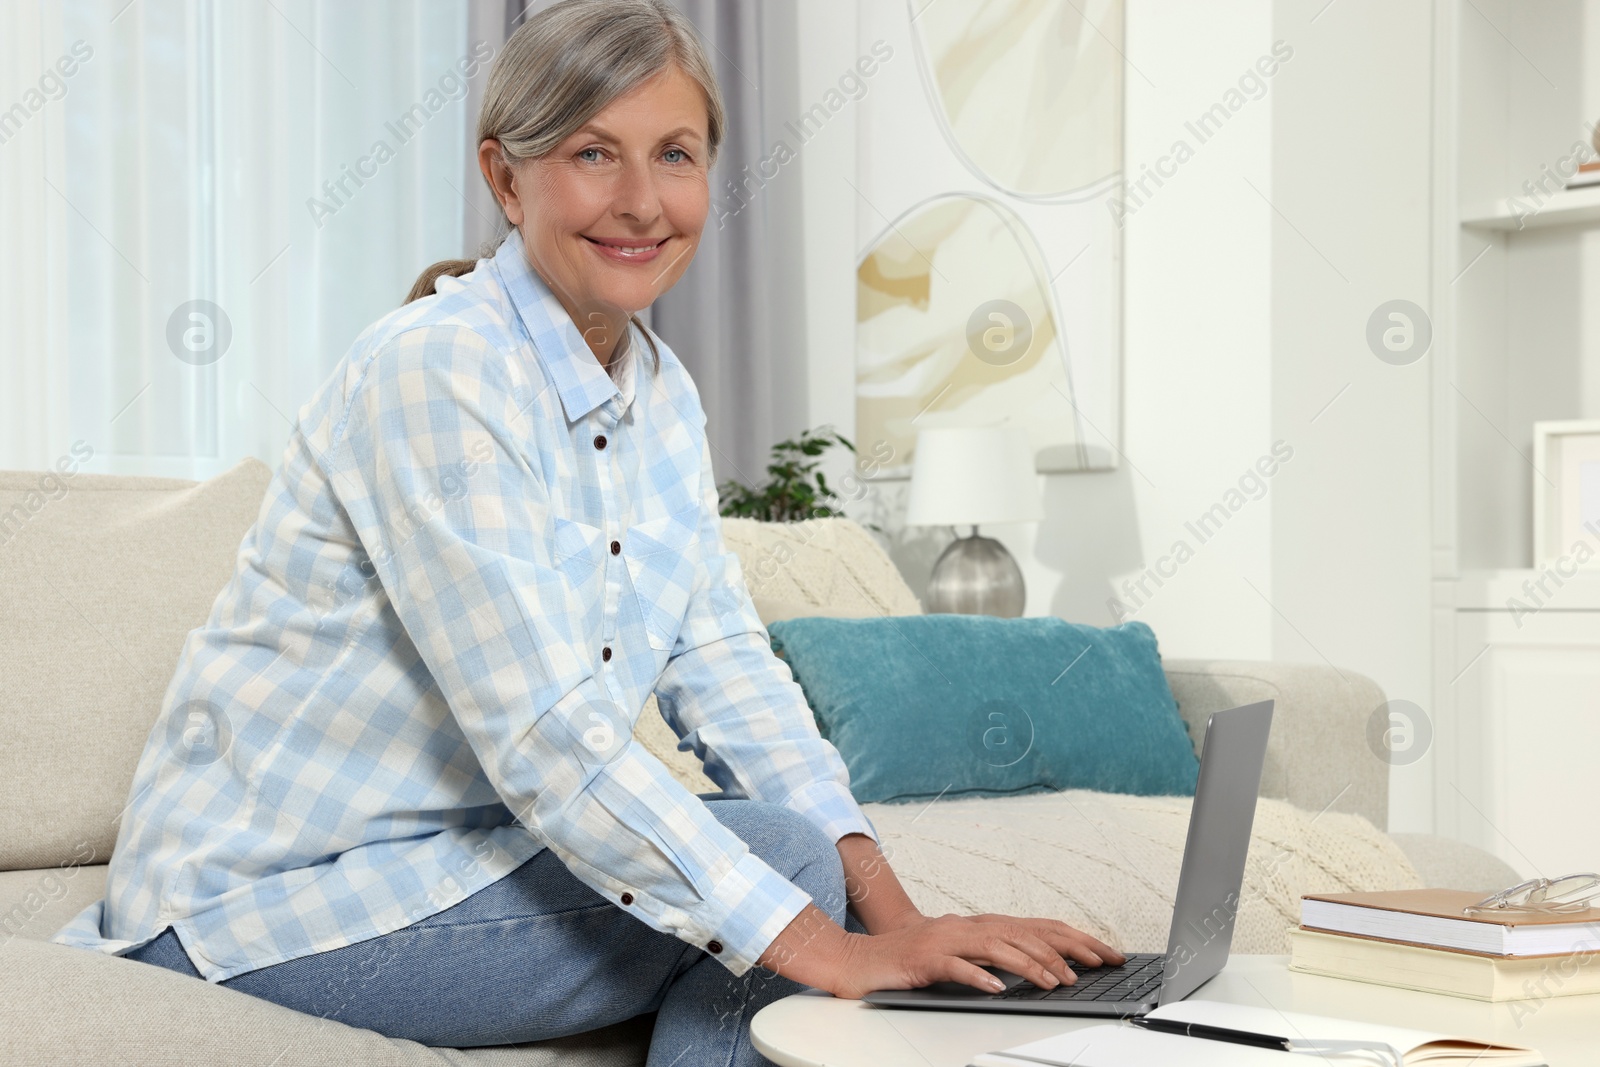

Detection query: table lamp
xmin=904 ymin=426 xmax=1042 ymax=617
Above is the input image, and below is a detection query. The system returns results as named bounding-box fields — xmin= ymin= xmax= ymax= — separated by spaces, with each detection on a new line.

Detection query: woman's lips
xmin=583 ymin=234 xmax=669 ymax=264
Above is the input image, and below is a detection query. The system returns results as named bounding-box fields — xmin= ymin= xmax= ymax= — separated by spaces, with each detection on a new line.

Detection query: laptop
xmin=862 ymin=699 xmax=1274 ymax=1017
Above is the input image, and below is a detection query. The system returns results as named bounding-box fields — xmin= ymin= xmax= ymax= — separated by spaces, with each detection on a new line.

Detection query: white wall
xmin=1072 ymin=0 xmax=1277 ymax=662
xmin=1267 ymin=0 xmax=1436 ymax=832
xmin=794 ymin=0 xmax=861 ymax=441
xmin=795 ymin=0 xmax=1438 ymax=832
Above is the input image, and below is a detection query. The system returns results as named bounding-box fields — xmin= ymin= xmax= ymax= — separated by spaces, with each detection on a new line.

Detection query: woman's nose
xmin=614 ymin=161 xmax=663 ymax=224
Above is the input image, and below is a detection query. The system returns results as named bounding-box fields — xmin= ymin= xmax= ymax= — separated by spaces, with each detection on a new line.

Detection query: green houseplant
xmin=717 ymin=427 xmax=859 ymax=523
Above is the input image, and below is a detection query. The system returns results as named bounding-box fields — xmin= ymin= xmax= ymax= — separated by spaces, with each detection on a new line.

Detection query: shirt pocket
xmin=552 ymin=516 xmax=604 ymax=583
xmin=623 ymin=503 xmax=701 ymax=652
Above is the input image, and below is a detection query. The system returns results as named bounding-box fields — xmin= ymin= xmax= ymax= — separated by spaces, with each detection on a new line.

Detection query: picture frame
xmin=1532 ymin=419 xmax=1600 ymax=567
xmin=853 ymin=0 xmax=1124 ymax=479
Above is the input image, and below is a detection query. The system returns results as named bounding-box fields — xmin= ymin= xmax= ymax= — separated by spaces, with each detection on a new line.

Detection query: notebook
xmin=1301 ymin=889 xmax=1600 ymax=956
xmin=1289 ymin=926 xmax=1600 ymax=1001
xmin=968 ymin=1002 xmax=1542 ymax=1066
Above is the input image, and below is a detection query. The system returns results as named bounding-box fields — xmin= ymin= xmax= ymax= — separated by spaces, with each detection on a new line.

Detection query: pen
xmin=1130 ymin=1015 xmax=1291 ymax=1051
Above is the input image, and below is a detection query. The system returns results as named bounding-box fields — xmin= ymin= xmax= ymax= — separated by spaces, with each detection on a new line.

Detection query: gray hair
xmin=405 ymin=0 xmax=726 ymax=314
xmin=480 ymin=0 xmax=725 ymax=169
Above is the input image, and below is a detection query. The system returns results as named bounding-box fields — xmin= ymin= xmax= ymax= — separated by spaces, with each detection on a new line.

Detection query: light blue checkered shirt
xmin=51 ymin=229 xmax=878 ymax=982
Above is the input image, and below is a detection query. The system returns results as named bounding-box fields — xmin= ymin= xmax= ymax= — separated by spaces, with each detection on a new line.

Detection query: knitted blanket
xmin=857 ymin=788 xmax=1423 ymax=954
xmin=636 ymin=704 xmax=1420 ymax=954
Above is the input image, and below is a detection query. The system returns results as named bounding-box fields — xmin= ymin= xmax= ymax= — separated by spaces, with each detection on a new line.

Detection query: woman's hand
xmin=812 ymin=831 xmax=1126 ymax=998
xmin=953 ymin=912 xmax=1125 ymax=970
xmin=826 ymin=913 xmax=1125 ymax=1001
xmin=815 ymin=833 xmax=1125 ymax=999
xmin=756 ymin=900 xmax=1125 ymax=1001
xmin=862 ymin=908 xmax=1123 ymax=968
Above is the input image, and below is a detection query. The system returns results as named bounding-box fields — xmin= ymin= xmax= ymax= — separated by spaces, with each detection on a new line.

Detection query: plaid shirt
xmin=52 ymin=229 xmax=878 ymax=982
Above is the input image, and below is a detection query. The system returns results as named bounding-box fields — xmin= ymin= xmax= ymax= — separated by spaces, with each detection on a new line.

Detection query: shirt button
xmin=707 ymin=940 xmax=723 ymax=954
xmin=594 ymin=434 xmax=607 ymax=450
xmin=620 ymin=892 xmax=634 ymax=905
xmin=610 ymin=540 xmax=621 ymax=555
xmin=602 ymin=646 xmax=612 ymax=662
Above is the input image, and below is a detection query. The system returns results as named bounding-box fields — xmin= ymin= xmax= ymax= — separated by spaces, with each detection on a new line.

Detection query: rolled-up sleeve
xmin=653 ymin=433 xmax=880 ymax=849
xmin=323 ymin=325 xmax=817 ymax=975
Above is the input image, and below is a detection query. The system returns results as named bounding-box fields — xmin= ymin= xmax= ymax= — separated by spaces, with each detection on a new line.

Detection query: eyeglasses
xmin=1464 ymin=873 xmax=1600 ymax=916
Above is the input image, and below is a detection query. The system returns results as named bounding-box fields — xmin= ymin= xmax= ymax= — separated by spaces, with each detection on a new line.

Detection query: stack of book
xmin=1290 ymin=889 xmax=1600 ymax=1001
xmin=1566 ymin=160 xmax=1600 ymax=189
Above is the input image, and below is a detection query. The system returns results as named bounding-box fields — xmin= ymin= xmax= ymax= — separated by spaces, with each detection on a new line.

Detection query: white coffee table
xmin=751 ymin=955 xmax=1599 ymax=1066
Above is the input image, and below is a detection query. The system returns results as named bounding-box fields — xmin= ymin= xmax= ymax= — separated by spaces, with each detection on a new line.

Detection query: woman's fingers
xmin=938 ymin=957 xmax=1011 ymax=994
xmin=960 ymin=924 xmax=1075 ymax=988
xmin=1007 ymin=925 xmax=1081 ymax=984
xmin=1040 ymin=923 xmax=1123 ymax=968
xmin=995 ymin=918 xmax=1100 ymax=969
xmin=969 ymin=936 xmax=1068 ymax=990
xmin=969 ymin=914 xmax=1125 ymax=968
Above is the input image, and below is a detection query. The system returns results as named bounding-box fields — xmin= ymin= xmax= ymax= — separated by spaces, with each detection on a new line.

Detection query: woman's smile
xmin=582 ymin=233 xmax=672 ymax=264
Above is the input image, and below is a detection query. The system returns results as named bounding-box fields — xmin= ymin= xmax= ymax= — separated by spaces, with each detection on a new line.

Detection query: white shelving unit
xmin=1430 ymin=0 xmax=1600 ymax=877
xmin=1460 ymin=184 xmax=1600 ymax=231
xmin=1455 ymin=569 xmax=1600 ymax=610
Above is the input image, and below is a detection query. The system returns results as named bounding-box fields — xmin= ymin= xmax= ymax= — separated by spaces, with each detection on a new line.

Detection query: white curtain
xmin=1 ymin=0 xmax=472 ymax=478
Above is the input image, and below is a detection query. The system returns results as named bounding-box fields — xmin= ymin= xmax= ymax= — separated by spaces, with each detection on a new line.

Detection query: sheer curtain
xmin=1 ymin=0 xmax=473 ymax=478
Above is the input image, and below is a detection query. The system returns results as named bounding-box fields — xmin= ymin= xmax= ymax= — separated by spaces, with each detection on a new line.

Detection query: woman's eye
xmin=578 ymin=147 xmax=605 ymax=163
xmin=663 ymin=147 xmax=686 ymax=164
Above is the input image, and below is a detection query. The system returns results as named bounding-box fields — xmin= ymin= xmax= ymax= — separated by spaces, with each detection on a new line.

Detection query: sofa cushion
xmin=720 ymin=516 xmax=922 ymax=616
xmin=749 ymin=594 xmax=880 ymax=624
xmin=768 ymin=615 xmax=1200 ymax=804
xmin=0 ymin=866 xmax=655 ymax=1063
xmin=0 ymin=459 xmax=273 ymax=871
xmin=0 ymin=935 xmax=651 ymax=1066
xmin=1163 ymin=659 xmax=1389 ymax=829
xmin=0 ymin=863 xmax=109 ymax=947
xmin=1389 ymin=833 xmax=1523 ymax=893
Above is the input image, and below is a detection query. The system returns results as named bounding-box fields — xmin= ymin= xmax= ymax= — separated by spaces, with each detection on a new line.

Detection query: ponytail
xmin=631 ymin=316 xmax=660 ymax=368
xmin=404 ymin=258 xmax=479 ymax=305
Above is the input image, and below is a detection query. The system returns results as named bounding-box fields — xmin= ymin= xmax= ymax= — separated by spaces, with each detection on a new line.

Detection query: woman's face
xmin=485 ymin=64 xmax=711 ymax=335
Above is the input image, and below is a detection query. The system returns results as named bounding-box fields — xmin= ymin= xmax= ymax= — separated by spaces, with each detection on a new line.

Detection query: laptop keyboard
xmin=996 ymin=953 xmax=1166 ymax=1002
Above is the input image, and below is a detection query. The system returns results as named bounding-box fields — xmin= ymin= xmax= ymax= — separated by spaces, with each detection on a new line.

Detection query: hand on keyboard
xmin=828 ymin=912 xmax=1125 ymax=1000
xmin=954 ymin=912 xmax=1126 ymax=974
xmin=999 ymin=953 xmax=1165 ymax=1001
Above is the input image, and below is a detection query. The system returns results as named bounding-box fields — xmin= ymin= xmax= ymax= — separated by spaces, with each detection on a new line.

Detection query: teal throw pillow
xmin=768 ymin=615 xmax=1198 ymax=804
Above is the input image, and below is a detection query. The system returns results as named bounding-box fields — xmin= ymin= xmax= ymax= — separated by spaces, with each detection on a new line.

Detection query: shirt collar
xmin=492 ymin=228 xmax=636 ymax=425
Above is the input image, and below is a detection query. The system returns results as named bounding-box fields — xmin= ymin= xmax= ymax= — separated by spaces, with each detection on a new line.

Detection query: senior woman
xmin=52 ymin=1 xmax=1120 ymax=1062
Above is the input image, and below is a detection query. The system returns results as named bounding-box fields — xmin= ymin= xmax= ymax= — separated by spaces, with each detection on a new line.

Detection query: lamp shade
xmin=904 ymin=426 xmax=1043 ymax=527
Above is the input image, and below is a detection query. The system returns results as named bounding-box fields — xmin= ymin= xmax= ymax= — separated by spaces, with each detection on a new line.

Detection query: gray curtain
xmin=462 ymin=0 xmax=810 ymax=490
xmin=650 ymin=0 xmax=810 ymax=492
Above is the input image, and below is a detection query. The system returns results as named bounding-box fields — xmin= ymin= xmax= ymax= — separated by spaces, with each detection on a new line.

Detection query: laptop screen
xmin=1158 ymin=700 xmax=1274 ymax=1005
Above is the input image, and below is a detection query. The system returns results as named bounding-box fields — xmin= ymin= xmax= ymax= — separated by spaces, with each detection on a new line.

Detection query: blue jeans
xmin=124 ymin=797 xmax=865 ymax=1065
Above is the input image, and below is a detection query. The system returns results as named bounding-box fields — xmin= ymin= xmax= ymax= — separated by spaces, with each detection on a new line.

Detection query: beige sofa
xmin=0 ymin=459 xmax=1516 ymax=1066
